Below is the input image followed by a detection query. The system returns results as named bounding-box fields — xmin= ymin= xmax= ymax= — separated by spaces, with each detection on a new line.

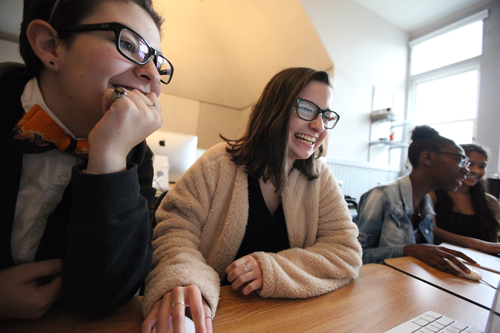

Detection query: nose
xmin=136 ymin=57 xmax=161 ymax=83
xmin=468 ymin=164 xmax=479 ymax=174
xmin=461 ymin=165 xmax=470 ymax=174
xmin=309 ymin=113 xmax=325 ymax=133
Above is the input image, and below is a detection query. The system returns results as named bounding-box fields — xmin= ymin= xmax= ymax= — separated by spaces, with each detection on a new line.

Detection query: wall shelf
xmin=368 ymin=113 xmax=411 ymax=163
xmin=369 ymin=140 xmax=409 ymax=148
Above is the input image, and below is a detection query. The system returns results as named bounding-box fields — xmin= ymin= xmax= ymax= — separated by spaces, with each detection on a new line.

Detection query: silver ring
xmin=243 ymin=264 xmax=248 ymax=272
xmin=205 ymin=315 xmax=213 ymax=320
xmin=110 ymin=87 xmax=127 ymax=102
xmin=148 ymin=103 xmax=157 ymax=107
xmin=171 ymin=301 xmax=186 ymax=308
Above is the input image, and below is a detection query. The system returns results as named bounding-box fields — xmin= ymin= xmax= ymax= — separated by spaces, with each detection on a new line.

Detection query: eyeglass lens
xmin=460 ymin=156 xmax=470 ymax=168
xmin=434 ymin=150 xmax=470 ymax=168
xmin=118 ymin=28 xmax=173 ymax=84
xmin=296 ymin=99 xmax=338 ymax=129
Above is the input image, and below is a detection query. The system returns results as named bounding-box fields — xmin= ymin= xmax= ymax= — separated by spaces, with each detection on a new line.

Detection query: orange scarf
xmin=12 ymin=104 xmax=89 ymax=159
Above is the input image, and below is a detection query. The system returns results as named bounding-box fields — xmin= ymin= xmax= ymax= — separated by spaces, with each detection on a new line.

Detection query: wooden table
xmin=0 ymin=297 xmax=144 ymax=333
xmin=213 ymin=264 xmax=490 ymax=332
xmin=385 ymin=256 xmax=500 ymax=311
xmin=0 ymin=264 xmax=491 ymax=333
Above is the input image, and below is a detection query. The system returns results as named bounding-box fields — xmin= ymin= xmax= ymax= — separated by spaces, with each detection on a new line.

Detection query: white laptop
xmin=385 ymin=279 xmax=500 ymax=333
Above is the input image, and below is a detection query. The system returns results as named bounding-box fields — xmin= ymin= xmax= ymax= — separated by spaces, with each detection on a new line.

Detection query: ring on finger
xmin=110 ymin=86 xmax=127 ymax=102
xmin=148 ymin=103 xmax=157 ymax=107
xmin=171 ymin=301 xmax=186 ymax=308
xmin=205 ymin=314 xmax=213 ymax=320
xmin=243 ymin=264 xmax=249 ymax=272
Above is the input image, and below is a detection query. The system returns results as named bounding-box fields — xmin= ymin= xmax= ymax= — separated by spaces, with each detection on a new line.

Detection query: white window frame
xmin=407 ymin=57 xmax=480 ymax=138
xmin=404 ymin=10 xmax=488 ymax=163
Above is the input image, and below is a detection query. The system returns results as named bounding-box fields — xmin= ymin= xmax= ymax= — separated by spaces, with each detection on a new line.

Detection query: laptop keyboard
xmin=385 ymin=311 xmax=483 ymax=333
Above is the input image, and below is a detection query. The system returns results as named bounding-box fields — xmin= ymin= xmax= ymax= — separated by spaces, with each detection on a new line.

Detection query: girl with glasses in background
xmin=355 ymin=125 xmax=479 ymax=275
xmin=141 ymin=67 xmax=362 ymax=333
xmin=430 ymin=144 xmax=500 ymax=254
xmin=0 ymin=0 xmax=172 ymax=320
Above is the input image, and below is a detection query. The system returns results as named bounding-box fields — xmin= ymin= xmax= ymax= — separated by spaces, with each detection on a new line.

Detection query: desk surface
xmin=0 ymin=264 xmax=491 ymax=333
xmin=385 ymin=256 xmax=500 ymax=311
xmin=214 ymin=264 xmax=490 ymax=332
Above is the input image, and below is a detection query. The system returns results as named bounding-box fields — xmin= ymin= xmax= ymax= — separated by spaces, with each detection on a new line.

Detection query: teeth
xmin=295 ymin=134 xmax=316 ymax=144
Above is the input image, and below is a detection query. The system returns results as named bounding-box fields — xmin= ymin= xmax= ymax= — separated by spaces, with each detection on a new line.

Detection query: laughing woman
xmin=430 ymin=144 xmax=500 ymax=254
xmin=142 ymin=67 xmax=362 ymax=333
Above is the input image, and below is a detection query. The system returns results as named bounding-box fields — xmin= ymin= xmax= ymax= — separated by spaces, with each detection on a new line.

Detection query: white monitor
xmin=146 ymin=130 xmax=198 ymax=184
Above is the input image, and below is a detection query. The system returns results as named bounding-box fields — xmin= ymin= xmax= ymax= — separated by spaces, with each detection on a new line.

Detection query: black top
xmin=438 ymin=211 xmax=484 ymax=239
xmin=222 ymin=174 xmax=289 ymax=285
xmin=434 ymin=189 xmax=496 ymax=242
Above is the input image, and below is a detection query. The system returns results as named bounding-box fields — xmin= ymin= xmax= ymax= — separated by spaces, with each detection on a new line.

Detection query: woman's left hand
xmin=86 ymin=88 xmax=162 ymax=174
xmin=225 ymin=255 xmax=263 ymax=295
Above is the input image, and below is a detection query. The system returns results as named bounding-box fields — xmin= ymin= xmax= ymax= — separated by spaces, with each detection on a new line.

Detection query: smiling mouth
xmin=112 ymin=85 xmax=146 ymax=95
xmin=295 ymin=134 xmax=316 ymax=145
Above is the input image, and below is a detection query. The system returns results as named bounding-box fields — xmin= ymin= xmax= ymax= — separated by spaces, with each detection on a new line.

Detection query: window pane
xmin=431 ymin=121 xmax=474 ymax=144
xmin=411 ymin=21 xmax=483 ymax=75
xmin=414 ymin=70 xmax=478 ymax=125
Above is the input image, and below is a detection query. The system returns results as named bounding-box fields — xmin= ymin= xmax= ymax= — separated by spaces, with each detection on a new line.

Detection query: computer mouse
xmin=446 ymin=260 xmax=482 ymax=281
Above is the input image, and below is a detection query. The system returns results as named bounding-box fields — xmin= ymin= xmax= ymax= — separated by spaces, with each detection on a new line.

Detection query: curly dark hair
xmin=407 ymin=125 xmax=455 ymax=168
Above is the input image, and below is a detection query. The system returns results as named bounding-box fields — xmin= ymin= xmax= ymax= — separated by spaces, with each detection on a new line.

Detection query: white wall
xmin=0 ymin=39 xmax=22 ymax=63
xmin=157 ymin=94 xmax=200 ymax=136
xmin=299 ymin=0 xmax=408 ymax=170
xmin=476 ymin=6 xmax=500 ymax=176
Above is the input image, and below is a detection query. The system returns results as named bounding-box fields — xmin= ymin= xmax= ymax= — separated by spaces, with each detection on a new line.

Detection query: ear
xmin=421 ymin=151 xmax=432 ymax=166
xmin=26 ymin=19 xmax=62 ymax=71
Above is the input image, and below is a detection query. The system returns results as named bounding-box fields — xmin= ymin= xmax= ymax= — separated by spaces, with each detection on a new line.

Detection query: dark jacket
xmin=0 ymin=63 xmax=155 ymax=319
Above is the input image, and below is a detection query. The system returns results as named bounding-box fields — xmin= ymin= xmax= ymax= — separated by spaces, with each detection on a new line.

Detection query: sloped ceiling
xmin=155 ymin=0 xmax=333 ymax=109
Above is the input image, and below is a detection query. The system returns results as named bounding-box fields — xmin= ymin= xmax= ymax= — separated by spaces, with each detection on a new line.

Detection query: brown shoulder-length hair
xmin=222 ymin=67 xmax=332 ymax=192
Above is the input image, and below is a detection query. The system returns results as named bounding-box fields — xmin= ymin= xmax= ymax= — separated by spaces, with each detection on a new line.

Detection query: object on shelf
xmin=370 ymin=108 xmax=395 ymax=120
xmin=369 ymin=139 xmax=409 ymax=148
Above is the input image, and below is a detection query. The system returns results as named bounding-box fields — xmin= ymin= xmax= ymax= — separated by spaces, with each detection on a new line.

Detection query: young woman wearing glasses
xmin=141 ymin=68 xmax=362 ymax=333
xmin=0 ymin=0 xmax=172 ymax=320
xmin=355 ymin=126 xmax=479 ymax=275
xmin=430 ymin=144 xmax=500 ymax=254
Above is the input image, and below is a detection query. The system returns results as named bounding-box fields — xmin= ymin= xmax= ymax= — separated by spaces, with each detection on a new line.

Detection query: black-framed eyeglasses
xmin=431 ymin=150 xmax=471 ymax=168
xmin=62 ymin=22 xmax=174 ymax=84
xmin=294 ymin=98 xmax=340 ymax=129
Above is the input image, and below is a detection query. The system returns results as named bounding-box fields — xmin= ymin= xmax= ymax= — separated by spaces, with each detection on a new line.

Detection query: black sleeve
xmin=61 ymin=145 xmax=155 ymax=319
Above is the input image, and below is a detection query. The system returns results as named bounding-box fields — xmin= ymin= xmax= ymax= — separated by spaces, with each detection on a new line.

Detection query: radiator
xmin=327 ymin=162 xmax=401 ymax=203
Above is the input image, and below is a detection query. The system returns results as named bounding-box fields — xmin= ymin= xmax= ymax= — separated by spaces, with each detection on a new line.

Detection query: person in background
xmin=141 ymin=67 xmax=362 ymax=333
xmin=355 ymin=125 xmax=478 ymax=274
xmin=0 ymin=0 xmax=173 ymax=320
xmin=430 ymin=144 xmax=500 ymax=254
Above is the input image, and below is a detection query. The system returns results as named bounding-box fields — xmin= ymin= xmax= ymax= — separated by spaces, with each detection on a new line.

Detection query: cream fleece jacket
xmin=142 ymin=142 xmax=362 ymax=316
